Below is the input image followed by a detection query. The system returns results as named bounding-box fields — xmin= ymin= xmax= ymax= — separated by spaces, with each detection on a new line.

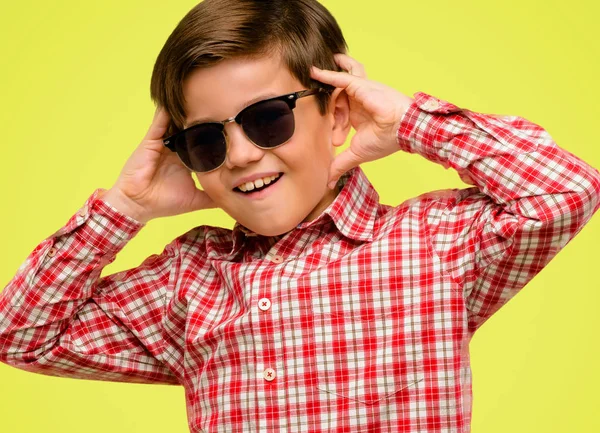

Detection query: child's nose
xmin=223 ymin=122 xmax=266 ymax=169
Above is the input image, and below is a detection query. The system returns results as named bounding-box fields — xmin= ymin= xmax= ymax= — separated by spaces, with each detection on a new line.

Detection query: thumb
xmin=328 ymin=147 xmax=361 ymax=189
xmin=144 ymin=107 xmax=171 ymax=144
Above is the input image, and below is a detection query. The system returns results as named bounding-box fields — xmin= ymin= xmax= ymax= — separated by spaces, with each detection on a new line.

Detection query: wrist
xmin=101 ymin=188 xmax=151 ymax=224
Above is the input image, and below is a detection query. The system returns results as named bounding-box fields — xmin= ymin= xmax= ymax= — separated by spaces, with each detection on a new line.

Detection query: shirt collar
xmin=231 ymin=166 xmax=379 ymax=252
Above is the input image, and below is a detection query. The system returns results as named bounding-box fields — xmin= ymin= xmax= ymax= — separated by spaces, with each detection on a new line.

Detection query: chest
xmin=179 ymin=223 xmax=466 ymax=352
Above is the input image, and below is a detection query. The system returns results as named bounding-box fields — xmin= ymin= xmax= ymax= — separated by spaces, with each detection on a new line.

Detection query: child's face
xmin=183 ymin=53 xmax=346 ymax=236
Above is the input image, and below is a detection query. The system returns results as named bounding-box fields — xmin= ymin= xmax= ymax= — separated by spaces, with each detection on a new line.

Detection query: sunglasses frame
xmin=162 ymin=87 xmax=331 ymax=173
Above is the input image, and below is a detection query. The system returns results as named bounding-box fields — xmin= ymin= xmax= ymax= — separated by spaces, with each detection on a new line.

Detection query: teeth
xmin=238 ymin=174 xmax=280 ymax=192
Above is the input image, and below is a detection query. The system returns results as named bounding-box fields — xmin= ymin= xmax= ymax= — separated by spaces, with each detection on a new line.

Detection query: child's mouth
xmin=233 ymin=173 xmax=284 ymax=199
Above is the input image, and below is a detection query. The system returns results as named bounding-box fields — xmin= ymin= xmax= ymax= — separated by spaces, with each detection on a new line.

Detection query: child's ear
xmin=328 ymin=88 xmax=351 ymax=147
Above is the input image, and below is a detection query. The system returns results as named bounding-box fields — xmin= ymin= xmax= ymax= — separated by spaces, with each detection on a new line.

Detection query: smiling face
xmin=182 ymin=52 xmax=350 ymax=236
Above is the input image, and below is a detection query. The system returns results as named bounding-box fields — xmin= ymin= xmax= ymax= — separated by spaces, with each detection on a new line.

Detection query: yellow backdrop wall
xmin=1 ymin=1 xmax=598 ymax=432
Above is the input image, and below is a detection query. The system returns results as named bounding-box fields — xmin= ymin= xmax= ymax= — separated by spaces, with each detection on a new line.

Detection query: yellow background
xmin=1 ymin=0 xmax=599 ymax=431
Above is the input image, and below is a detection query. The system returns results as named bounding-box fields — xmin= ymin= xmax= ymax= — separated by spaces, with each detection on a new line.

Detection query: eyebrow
xmin=185 ymin=92 xmax=280 ymax=128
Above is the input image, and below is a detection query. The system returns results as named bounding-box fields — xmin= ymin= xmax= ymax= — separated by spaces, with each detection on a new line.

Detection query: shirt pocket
xmin=311 ymin=299 xmax=426 ymax=405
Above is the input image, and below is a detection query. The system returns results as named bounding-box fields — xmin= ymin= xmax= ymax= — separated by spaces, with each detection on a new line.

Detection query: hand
xmin=310 ymin=53 xmax=415 ymax=189
xmin=105 ymin=107 xmax=217 ymax=223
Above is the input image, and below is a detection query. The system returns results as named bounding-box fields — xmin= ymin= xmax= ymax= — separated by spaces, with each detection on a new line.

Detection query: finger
xmin=144 ymin=106 xmax=171 ymax=142
xmin=333 ymin=53 xmax=367 ymax=78
xmin=310 ymin=65 xmax=361 ymax=90
xmin=327 ymin=147 xmax=361 ymax=189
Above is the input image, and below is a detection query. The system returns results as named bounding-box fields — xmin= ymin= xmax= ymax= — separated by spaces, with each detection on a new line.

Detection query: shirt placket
xmin=254 ymin=250 xmax=287 ymax=432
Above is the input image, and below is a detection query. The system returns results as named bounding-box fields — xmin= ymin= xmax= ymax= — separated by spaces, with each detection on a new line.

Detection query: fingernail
xmin=328 ymin=180 xmax=336 ymax=190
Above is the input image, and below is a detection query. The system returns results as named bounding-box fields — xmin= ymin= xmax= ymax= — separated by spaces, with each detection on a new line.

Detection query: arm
xmin=0 ymin=188 xmax=184 ymax=385
xmin=397 ymin=92 xmax=600 ymax=332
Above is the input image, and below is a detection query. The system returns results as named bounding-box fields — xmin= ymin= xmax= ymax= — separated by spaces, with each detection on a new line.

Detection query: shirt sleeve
xmin=0 ymin=188 xmax=183 ymax=385
xmin=397 ymin=92 xmax=600 ymax=333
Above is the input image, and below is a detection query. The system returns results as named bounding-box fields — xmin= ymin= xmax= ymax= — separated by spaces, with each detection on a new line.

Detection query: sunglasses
xmin=162 ymin=88 xmax=330 ymax=173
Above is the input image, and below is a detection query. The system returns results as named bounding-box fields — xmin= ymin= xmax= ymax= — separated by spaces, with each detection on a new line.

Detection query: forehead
xmin=182 ymin=53 xmax=301 ymax=126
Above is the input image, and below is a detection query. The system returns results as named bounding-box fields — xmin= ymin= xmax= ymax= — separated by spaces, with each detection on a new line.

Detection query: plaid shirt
xmin=2 ymin=92 xmax=599 ymax=433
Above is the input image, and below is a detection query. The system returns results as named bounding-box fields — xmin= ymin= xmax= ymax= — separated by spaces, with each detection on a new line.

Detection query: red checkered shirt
xmin=2 ymin=92 xmax=600 ymax=432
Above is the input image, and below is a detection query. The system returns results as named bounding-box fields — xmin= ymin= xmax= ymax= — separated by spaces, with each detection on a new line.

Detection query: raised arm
xmin=397 ymin=93 xmax=600 ymax=332
xmin=0 ymin=188 xmax=184 ymax=385
xmin=311 ymin=53 xmax=600 ymax=333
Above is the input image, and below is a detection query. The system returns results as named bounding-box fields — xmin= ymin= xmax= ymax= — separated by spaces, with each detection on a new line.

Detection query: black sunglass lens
xmin=175 ymin=124 xmax=226 ymax=172
xmin=241 ymin=99 xmax=295 ymax=148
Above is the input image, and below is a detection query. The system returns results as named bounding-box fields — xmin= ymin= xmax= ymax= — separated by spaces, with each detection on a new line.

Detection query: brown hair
xmin=150 ymin=0 xmax=348 ymax=138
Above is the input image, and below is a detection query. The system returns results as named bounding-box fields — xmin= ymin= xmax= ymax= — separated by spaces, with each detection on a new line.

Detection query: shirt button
xmin=270 ymin=255 xmax=283 ymax=264
xmin=47 ymin=247 xmax=57 ymax=257
xmin=263 ymin=368 xmax=276 ymax=381
xmin=258 ymin=298 xmax=271 ymax=311
xmin=78 ymin=207 xmax=87 ymax=217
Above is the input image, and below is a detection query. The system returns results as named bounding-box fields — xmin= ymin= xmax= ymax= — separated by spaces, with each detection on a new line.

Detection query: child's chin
xmin=245 ymin=218 xmax=301 ymax=237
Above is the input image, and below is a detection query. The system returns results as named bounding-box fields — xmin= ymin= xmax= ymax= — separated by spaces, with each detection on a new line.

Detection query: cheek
xmin=195 ymin=174 xmax=227 ymax=200
xmin=292 ymin=116 xmax=332 ymax=162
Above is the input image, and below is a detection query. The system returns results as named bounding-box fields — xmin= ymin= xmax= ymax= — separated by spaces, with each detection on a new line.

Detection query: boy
xmin=1 ymin=0 xmax=599 ymax=432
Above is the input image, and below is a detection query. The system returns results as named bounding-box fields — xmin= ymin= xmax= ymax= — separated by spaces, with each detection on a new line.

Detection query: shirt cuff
xmin=396 ymin=91 xmax=464 ymax=155
xmin=50 ymin=188 xmax=146 ymax=255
